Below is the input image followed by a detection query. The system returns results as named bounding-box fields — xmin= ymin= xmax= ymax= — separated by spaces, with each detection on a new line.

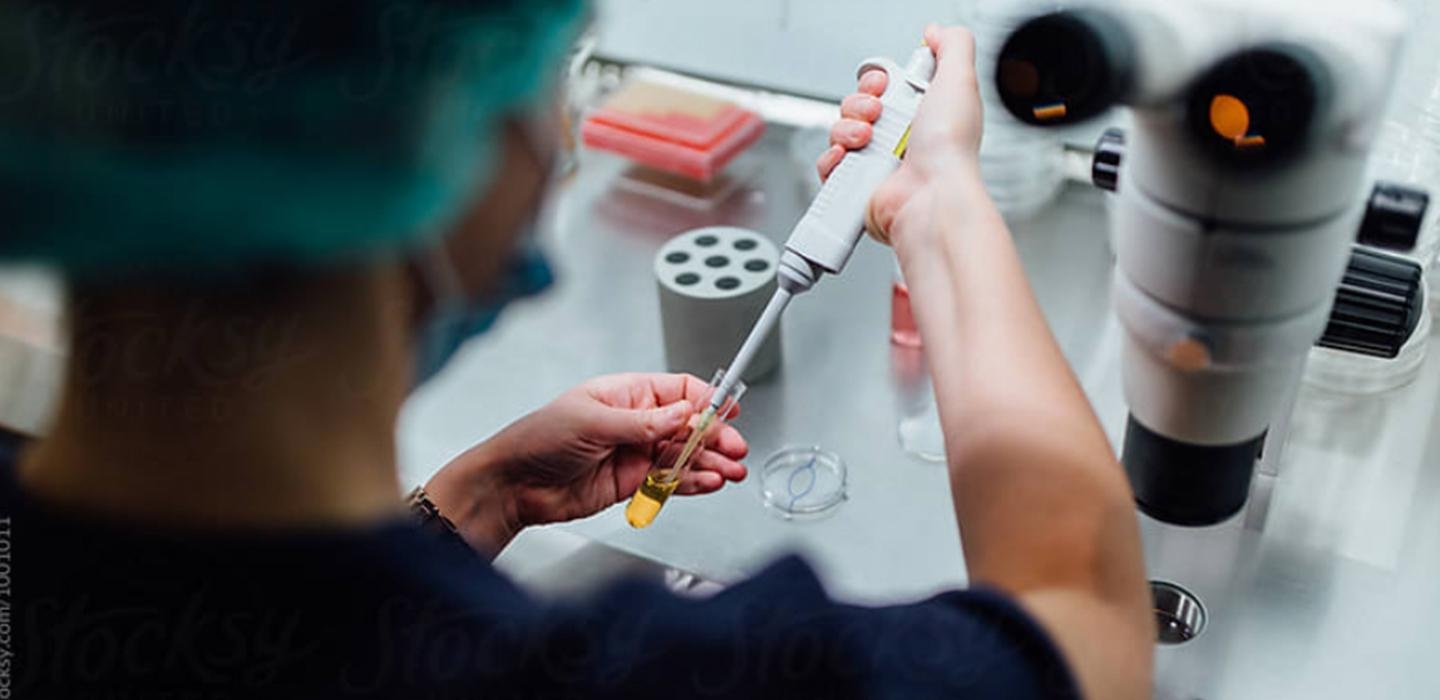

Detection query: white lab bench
xmin=400 ymin=126 xmax=1440 ymax=699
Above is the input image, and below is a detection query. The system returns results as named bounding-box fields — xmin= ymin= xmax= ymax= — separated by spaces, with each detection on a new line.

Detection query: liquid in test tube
xmin=625 ymin=369 xmax=746 ymax=528
xmin=891 ymin=268 xmax=922 ymax=348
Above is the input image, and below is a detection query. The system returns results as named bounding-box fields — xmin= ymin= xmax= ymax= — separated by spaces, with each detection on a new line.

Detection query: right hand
xmin=816 ymin=24 xmax=985 ymax=245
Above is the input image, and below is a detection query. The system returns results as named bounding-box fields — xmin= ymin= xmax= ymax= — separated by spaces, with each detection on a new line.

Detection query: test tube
xmin=891 ymin=262 xmax=922 ymax=348
xmin=625 ymin=369 xmax=746 ymax=529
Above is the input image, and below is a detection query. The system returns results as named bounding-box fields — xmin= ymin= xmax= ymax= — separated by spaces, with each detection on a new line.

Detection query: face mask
xmin=412 ymin=234 xmax=554 ymax=386
xmin=411 ymin=114 xmax=560 ymax=386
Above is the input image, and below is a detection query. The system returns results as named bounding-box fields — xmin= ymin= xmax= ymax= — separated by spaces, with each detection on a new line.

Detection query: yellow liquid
xmin=625 ymin=474 xmax=680 ymax=528
xmin=625 ymin=407 xmax=719 ymax=529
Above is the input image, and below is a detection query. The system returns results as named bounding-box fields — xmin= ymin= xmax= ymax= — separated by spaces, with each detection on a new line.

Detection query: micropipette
xmin=706 ymin=44 xmax=937 ymax=413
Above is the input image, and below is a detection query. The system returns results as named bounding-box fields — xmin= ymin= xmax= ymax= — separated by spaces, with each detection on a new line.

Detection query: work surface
xmin=400 ymin=128 xmax=1440 ymax=699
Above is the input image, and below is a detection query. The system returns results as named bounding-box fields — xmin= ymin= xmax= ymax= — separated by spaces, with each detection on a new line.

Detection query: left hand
xmin=425 ymin=373 xmax=749 ymax=554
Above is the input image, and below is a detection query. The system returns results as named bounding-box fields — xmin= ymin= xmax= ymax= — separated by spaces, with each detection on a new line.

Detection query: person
xmin=3 ymin=2 xmax=1151 ymax=698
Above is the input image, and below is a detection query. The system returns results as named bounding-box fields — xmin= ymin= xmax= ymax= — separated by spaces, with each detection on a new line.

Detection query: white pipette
xmin=706 ymin=45 xmax=937 ymax=412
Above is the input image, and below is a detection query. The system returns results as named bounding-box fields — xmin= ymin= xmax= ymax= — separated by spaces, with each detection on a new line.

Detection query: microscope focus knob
xmin=1317 ymin=246 xmax=1425 ymax=359
xmin=1092 ymin=127 xmax=1125 ymax=192
xmin=1358 ymin=182 xmax=1429 ymax=251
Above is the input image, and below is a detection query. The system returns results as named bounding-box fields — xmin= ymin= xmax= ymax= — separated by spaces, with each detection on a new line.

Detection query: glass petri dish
xmin=758 ymin=446 xmax=847 ymax=520
xmin=898 ymin=401 xmax=946 ymax=463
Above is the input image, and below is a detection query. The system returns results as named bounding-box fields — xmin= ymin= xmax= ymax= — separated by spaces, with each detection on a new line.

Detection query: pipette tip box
xmin=582 ymin=81 xmax=766 ymax=182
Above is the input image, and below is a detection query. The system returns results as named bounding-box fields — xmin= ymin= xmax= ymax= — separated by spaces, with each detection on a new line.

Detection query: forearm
xmin=424 ymin=437 xmax=524 ymax=559
xmin=892 ymin=175 xmax=1144 ymax=604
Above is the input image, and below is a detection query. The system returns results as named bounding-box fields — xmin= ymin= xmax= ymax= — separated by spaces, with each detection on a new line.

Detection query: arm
xmin=824 ymin=25 xmax=1152 ymax=699
xmin=898 ymin=172 xmax=1151 ymax=700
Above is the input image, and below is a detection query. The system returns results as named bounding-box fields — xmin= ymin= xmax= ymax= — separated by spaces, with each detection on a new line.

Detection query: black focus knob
xmin=1358 ymin=182 xmax=1429 ymax=251
xmin=1316 ymin=247 xmax=1425 ymax=359
xmin=1092 ymin=127 xmax=1125 ymax=192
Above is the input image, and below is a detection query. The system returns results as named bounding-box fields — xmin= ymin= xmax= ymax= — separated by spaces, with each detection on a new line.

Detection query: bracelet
xmin=406 ymin=486 xmax=461 ymax=537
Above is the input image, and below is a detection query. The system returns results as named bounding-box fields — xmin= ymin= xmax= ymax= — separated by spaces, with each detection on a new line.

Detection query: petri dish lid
xmin=758 ymin=446 xmax=847 ymax=519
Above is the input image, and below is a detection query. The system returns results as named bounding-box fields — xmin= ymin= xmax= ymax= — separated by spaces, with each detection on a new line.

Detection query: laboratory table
xmin=401 ymin=127 xmax=1440 ymax=699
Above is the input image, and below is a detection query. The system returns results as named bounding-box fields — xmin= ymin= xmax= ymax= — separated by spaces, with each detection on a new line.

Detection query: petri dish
xmin=758 ymin=446 xmax=847 ymax=520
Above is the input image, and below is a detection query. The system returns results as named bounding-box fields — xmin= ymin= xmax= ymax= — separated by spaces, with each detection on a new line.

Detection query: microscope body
xmin=996 ymin=0 xmax=1412 ymax=524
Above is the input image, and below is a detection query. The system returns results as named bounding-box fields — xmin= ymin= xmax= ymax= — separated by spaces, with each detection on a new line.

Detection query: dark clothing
xmin=4 ymin=462 xmax=1077 ymax=699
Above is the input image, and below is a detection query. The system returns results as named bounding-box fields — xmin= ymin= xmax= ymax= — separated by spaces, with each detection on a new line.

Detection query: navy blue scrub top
xmin=4 ymin=461 xmax=1079 ymax=699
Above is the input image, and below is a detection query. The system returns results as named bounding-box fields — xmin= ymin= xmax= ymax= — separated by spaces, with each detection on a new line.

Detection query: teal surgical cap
xmin=0 ymin=0 xmax=586 ymax=275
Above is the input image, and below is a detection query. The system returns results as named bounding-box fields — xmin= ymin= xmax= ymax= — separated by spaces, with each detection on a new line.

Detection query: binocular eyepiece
xmin=996 ymin=9 xmax=1136 ymax=126
xmin=996 ymin=10 xmax=1327 ymax=168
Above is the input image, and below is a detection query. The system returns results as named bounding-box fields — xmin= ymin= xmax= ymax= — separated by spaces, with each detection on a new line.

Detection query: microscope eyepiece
xmin=995 ymin=9 xmax=1135 ymax=126
xmin=1186 ymin=45 xmax=1328 ymax=168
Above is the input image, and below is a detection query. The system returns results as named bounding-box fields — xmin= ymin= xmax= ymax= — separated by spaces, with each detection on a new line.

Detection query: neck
xmin=21 ymin=265 xmax=415 ymax=530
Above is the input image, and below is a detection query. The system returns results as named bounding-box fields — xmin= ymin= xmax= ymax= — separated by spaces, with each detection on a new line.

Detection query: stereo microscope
xmin=994 ymin=0 xmax=1428 ymax=526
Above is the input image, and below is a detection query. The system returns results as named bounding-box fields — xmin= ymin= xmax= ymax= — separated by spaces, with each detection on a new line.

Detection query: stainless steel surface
xmin=1152 ymin=581 xmax=1207 ymax=646
xmin=400 ymin=126 xmax=1440 ymax=698
xmin=593 ymin=0 xmax=962 ymax=102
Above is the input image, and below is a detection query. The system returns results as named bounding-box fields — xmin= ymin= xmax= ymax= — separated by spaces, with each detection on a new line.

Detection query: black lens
xmin=996 ymin=9 xmax=1135 ymax=126
xmin=1186 ymin=45 xmax=1326 ymax=169
xmin=1122 ymin=415 xmax=1264 ymax=527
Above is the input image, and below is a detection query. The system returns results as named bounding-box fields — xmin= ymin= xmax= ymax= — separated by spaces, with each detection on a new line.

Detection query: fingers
xmin=617 ymin=372 xmax=693 ymax=408
xmin=903 ymin=24 xmax=984 ymax=165
xmin=841 ymin=92 xmax=883 ymax=123
xmin=589 ymin=400 xmax=691 ymax=444
xmin=639 ymin=373 xmax=739 ymax=418
xmin=695 ymin=449 xmax=747 ymax=482
xmin=816 ymin=71 xmax=888 ymax=182
xmin=858 ymin=69 xmax=888 ymax=97
xmin=604 ymin=373 xmax=740 ymax=421
xmin=818 ymin=98 xmax=880 ymax=180
xmin=579 ymin=372 xmax=748 ymax=448
xmin=613 ymin=453 xmax=654 ymax=496
xmin=816 ymin=144 xmax=845 ymax=182
xmin=927 ymin=24 xmax=978 ymax=95
xmin=708 ymin=423 xmax=748 ymax=460
xmin=675 ymin=470 xmax=724 ymax=496
xmin=927 ymin=24 xmax=976 ymax=66
xmin=829 ymin=118 xmax=873 ymax=151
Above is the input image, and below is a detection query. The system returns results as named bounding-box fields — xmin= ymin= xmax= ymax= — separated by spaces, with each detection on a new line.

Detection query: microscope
xmin=993 ymin=0 xmax=1429 ymax=526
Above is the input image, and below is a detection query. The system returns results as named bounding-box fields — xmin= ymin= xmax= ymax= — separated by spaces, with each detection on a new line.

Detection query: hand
xmin=816 ymin=24 xmax=985 ymax=245
xmin=425 ymin=374 xmax=748 ymax=555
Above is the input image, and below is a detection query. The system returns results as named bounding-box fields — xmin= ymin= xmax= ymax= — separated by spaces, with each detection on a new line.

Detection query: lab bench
xmin=400 ymin=126 xmax=1440 ymax=699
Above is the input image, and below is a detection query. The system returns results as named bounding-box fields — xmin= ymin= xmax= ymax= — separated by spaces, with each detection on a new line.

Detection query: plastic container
xmin=582 ymin=81 xmax=766 ymax=182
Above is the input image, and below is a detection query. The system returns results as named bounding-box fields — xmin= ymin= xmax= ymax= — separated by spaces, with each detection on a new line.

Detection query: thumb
xmin=927 ymin=25 xmax=975 ymax=69
xmin=589 ymin=400 xmax=692 ymax=445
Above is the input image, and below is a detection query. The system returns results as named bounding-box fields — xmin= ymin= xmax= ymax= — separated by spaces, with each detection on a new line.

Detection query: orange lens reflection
xmin=1209 ymin=94 xmax=1251 ymax=141
xmin=1032 ymin=102 xmax=1068 ymax=121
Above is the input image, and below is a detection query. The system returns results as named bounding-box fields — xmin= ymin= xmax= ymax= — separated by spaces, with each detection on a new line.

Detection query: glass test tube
xmin=625 ymin=369 xmax=746 ymax=529
xmin=891 ymin=267 xmax=923 ymax=349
